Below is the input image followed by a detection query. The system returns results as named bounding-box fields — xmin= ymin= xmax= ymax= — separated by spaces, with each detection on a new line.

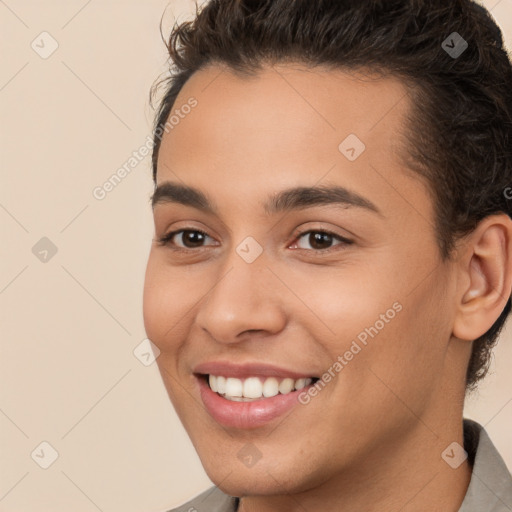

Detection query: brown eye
xmin=292 ymin=230 xmax=352 ymax=251
xmin=308 ymin=232 xmax=334 ymax=250
xmin=158 ymin=229 xmax=214 ymax=249
xmin=178 ymin=230 xmax=208 ymax=248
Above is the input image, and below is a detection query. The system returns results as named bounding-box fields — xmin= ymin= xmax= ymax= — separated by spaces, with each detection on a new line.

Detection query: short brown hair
xmin=150 ymin=0 xmax=512 ymax=390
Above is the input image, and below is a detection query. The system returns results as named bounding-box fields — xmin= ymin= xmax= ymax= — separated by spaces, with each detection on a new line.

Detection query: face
xmin=143 ymin=63 xmax=463 ymax=496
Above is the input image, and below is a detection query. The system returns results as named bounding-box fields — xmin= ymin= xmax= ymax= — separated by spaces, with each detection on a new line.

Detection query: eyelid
xmin=289 ymin=227 xmax=353 ymax=252
xmin=157 ymin=225 xmax=353 ymax=253
xmin=156 ymin=228 xmax=216 ymax=248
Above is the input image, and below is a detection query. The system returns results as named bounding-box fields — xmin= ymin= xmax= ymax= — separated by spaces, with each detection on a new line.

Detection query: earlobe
xmin=453 ymin=215 xmax=512 ymax=341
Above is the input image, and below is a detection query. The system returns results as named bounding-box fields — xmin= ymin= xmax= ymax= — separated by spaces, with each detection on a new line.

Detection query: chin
xmin=212 ymin=469 xmax=304 ymax=498
xmin=197 ymin=443 xmax=325 ymax=498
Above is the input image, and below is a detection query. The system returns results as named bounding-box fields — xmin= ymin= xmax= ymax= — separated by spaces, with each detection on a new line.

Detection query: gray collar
xmin=459 ymin=419 xmax=512 ymax=511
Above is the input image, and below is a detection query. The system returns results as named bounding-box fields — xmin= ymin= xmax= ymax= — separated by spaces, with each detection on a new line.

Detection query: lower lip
xmin=197 ymin=376 xmax=313 ymax=429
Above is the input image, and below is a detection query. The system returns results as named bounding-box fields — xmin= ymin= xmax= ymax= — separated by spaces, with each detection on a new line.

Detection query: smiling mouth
xmin=200 ymin=374 xmax=320 ymax=402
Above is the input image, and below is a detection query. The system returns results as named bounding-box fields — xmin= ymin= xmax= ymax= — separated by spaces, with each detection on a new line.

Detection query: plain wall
xmin=1 ymin=0 xmax=511 ymax=510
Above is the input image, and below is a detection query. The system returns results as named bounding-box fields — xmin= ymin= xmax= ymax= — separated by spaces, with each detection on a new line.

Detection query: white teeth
xmin=262 ymin=377 xmax=279 ymax=397
xmin=209 ymin=375 xmax=218 ymax=392
xmin=224 ymin=396 xmax=261 ymax=402
xmin=216 ymin=376 xmax=226 ymax=394
xmin=278 ymin=378 xmax=294 ymax=394
xmin=243 ymin=377 xmax=263 ymax=399
xmin=294 ymin=378 xmax=307 ymax=390
xmin=225 ymin=377 xmax=243 ymax=397
xmin=208 ymin=375 xmax=314 ymax=400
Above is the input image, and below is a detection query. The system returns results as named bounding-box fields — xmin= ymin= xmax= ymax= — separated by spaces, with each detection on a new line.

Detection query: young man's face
xmin=143 ymin=64 xmax=468 ymax=495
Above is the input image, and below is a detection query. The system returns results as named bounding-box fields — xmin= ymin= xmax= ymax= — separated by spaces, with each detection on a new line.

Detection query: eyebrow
xmin=151 ymin=181 xmax=383 ymax=217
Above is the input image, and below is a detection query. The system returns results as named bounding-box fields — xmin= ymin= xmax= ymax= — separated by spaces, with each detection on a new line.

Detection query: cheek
xmin=282 ymin=263 xmax=402 ymax=345
xmin=142 ymin=260 xmax=163 ymax=342
xmin=289 ymin=261 xmax=445 ymax=402
xmin=142 ymin=254 xmax=182 ymax=348
xmin=142 ymin=253 xmax=209 ymax=357
xmin=342 ymin=282 xmax=451 ymax=419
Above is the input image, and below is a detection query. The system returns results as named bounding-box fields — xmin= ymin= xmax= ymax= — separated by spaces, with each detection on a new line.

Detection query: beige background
xmin=1 ymin=1 xmax=511 ymax=511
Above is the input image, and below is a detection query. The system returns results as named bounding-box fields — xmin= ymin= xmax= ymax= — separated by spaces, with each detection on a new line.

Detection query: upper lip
xmin=193 ymin=360 xmax=318 ymax=380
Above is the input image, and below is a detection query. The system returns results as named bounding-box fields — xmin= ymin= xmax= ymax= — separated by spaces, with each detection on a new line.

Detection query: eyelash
xmin=156 ymin=227 xmax=353 ymax=254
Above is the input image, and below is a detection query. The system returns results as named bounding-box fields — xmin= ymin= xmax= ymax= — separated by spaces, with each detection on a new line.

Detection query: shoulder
xmin=164 ymin=486 xmax=239 ymax=512
xmin=459 ymin=419 xmax=512 ymax=511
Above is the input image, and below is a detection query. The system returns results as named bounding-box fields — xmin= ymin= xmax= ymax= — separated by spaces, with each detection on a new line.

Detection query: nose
xmin=195 ymin=254 xmax=287 ymax=344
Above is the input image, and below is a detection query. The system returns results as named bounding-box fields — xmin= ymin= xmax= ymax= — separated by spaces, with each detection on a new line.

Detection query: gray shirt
xmin=168 ymin=419 xmax=512 ymax=512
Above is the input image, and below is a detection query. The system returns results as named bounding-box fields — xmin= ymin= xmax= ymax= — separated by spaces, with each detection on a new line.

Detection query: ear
xmin=453 ymin=214 xmax=512 ymax=341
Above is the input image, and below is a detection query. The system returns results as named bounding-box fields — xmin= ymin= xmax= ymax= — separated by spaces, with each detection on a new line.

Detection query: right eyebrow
xmin=151 ymin=181 xmax=216 ymax=213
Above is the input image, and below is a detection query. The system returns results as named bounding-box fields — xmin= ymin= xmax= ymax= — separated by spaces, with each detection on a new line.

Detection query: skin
xmin=143 ymin=63 xmax=512 ymax=512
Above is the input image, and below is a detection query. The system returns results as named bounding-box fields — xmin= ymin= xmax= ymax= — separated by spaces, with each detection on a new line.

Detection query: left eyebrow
xmin=263 ymin=184 xmax=383 ymax=217
xmin=151 ymin=181 xmax=383 ymax=217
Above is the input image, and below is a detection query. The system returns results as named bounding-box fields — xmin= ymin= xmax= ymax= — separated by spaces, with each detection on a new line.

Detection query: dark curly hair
xmin=150 ymin=0 xmax=512 ymax=390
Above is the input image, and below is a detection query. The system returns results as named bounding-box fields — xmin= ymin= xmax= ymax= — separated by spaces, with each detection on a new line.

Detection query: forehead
xmin=156 ymin=63 xmax=432 ymax=224
xmin=159 ymin=63 xmax=411 ymax=163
